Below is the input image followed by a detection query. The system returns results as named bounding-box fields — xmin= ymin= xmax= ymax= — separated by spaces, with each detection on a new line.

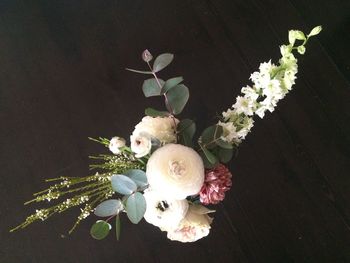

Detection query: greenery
xmin=10 ymin=138 xmax=146 ymax=236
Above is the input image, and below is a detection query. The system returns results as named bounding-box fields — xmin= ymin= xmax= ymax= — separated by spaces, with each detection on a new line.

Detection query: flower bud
xmin=142 ymin=49 xmax=153 ymax=62
xmin=109 ymin=137 xmax=126 ymax=154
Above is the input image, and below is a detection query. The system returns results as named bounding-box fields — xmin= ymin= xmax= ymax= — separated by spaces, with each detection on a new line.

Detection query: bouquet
xmin=11 ymin=26 xmax=322 ymax=242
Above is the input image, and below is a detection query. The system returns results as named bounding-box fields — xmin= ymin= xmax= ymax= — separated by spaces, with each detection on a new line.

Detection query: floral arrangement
xmin=11 ymin=26 xmax=322 ymax=242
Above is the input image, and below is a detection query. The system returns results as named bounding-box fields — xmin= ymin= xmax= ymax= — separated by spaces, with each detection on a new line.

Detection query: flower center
xmin=169 ymin=160 xmax=186 ymax=178
xmin=156 ymin=201 xmax=169 ymax=212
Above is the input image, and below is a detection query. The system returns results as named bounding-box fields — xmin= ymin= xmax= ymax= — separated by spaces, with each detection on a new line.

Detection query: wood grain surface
xmin=1 ymin=1 xmax=349 ymax=262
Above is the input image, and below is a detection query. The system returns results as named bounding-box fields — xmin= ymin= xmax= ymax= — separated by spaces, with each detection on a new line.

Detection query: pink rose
xmin=199 ymin=164 xmax=232 ymax=205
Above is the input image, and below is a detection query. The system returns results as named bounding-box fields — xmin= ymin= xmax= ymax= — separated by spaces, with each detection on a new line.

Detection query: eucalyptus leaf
xmin=115 ymin=214 xmax=121 ymax=241
xmin=90 ymin=220 xmax=111 ymax=240
xmin=126 ymin=192 xmax=146 ymax=224
xmin=200 ymin=125 xmax=223 ymax=149
xmin=162 ymin=76 xmax=184 ymax=93
xmin=166 ymin=84 xmax=189 ymax=115
xmin=202 ymin=147 xmax=218 ymax=165
xmin=94 ymin=199 xmax=122 ymax=217
xmin=218 ymin=147 xmax=234 ymax=163
xmin=111 ymin=174 xmax=137 ymax=195
xmin=124 ymin=169 xmax=148 ymax=188
xmin=178 ymin=119 xmax=196 ymax=147
xmin=145 ymin=107 xmax=170 ymax=117
xmin=153 ymin=53 xmax=174 ymax=72
xmin=216 ymin=138 xmax=233 ymax=149
xmin=200 ymin=151 xmax=216 ymax=169
xmin=142 ymin=78 xmax=165 ymax=97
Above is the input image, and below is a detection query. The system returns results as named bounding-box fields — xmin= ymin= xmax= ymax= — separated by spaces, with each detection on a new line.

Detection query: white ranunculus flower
xmin=130 ymin=133 xmax=152 ymax=158
xmin=131 ymin=116 xmax=179 ymax=144
xmin=109 ymin=137 xmax=126 ymax=154
xmin=146 ymin=144 xmax=204 ymax=200
xmin=166 ymin=205 xmax=213 ymax=243
xmin=143 ymin=189 xmax=189 ymax=230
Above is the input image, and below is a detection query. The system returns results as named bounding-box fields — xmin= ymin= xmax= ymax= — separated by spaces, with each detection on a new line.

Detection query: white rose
xmin=166 ymin=205 xmax=213 ymax=243
xmin=108 ymin=137 xmax=126 ymax=154
xmin=146 ymin=144 xmax=204 ymax=200
xmin=131 ymin=116 xmax=179 ymax=144
xmin=143 ymin=189 xmax=189 ymax=230
xmin=130 ymin=133 xmax=152 ymax=158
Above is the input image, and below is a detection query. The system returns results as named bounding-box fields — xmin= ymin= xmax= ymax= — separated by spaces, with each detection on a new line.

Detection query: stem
xmin=146 ymin=61 xmax=175 ymax=115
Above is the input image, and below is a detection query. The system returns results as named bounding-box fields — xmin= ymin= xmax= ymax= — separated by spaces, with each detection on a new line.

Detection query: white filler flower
xmin=166 ymin=205 xmax=213 ymax=242
xmin=109 ymin=137 xmax=126 ymax=154
xmin=146 ymin=144 xmax=205 ymax=200
xmin=143 ymin=189 xmax=189 ymax=230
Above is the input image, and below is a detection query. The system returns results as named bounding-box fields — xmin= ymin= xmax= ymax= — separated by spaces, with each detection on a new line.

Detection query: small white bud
xmin=109 ymin=137 xmax=126 ymax=154
xmin=308 ymin=26 xmax=322 ymax=37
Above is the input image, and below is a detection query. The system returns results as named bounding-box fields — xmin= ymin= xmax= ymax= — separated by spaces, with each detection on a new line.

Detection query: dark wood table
xmin=1 ymin=1 xmax=349 ymax=262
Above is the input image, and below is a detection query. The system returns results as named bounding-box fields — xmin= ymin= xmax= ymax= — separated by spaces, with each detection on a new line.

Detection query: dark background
xmin=1 ymin=0 xmax=350 ymax=262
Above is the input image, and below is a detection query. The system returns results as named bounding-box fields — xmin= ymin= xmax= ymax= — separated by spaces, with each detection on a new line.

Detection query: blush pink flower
xmin=199 ymin=164 xmax=232 ymax=205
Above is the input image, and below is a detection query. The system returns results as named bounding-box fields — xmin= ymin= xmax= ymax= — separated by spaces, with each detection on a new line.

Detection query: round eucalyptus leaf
xmin=218 ymin=147 xmax=234 ymax=163
xmin=166 ymin=84 xmax=189 ymax=115
xmin=126 ymin=192 xmax=146 ymax=224
xmin=178 ymin=119 xmax=196 ymax=147
xmin=216 ymin=139 xmax=233 ymax=149
xmin=90 ymin=220 xmax=111 ymax=240
xmin=111 ymin=174 xmax=137 ymax=195
xmin=94 ymin=199 xmax=122 ymax=217
xmin=200 ymin=151 xmax=216 ymax=169
xmin=124 ymin=169 xmax=148 ymax=188
xmin=142 ymin=78 xmax=164 ymax=97
xmin=162 ymin=76 xmax=184 ymax=93
xmin=202 ymin=147 xmax=218 ymax=165
xmin=153 ymin=53 xmax=174 ymax=72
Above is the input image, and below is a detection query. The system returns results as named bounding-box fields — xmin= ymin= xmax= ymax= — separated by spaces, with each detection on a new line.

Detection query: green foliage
xmin=90 ymin=220 xmax=111 ymax=240
xmin=124 ymin=169 xmax=148 ymax=188
xmin=202 ymin=147 xmax=218 ymax=165
xmin=94 ymin=199 xmax=122 ymax=217
xmin=153 ymin=53 xmax=174 ymax=72
xmin=199 ymin=151 xmax=216 ymax=169
xmin=217 ymin=147 xmax=234 ymax=163
xmin=216 ymin=138 xmax=233 ymax=149
xmin=128 ymin=52 xmax=189 ymax=115
xmin=111 ymin=175 xmax=137 ymax=195
xmin=88 ymin=137 xmax=110 ymax=147
xmin=200 ymin=125 xmax=223 ymax=148
xmin=145 ymin=107 xmax=170 ymax=117
xmin=162 ymin=76 xmax=184 ymax=93
xmin=142 ymin=78 xmax=165 ymax=97
xmin=125 ymin=192 xmax=146 ymax=224
xmin=166 ymin=84 xmax=189 ymax=115
xmin=177 ymin=119 xmax=196 ymax=147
